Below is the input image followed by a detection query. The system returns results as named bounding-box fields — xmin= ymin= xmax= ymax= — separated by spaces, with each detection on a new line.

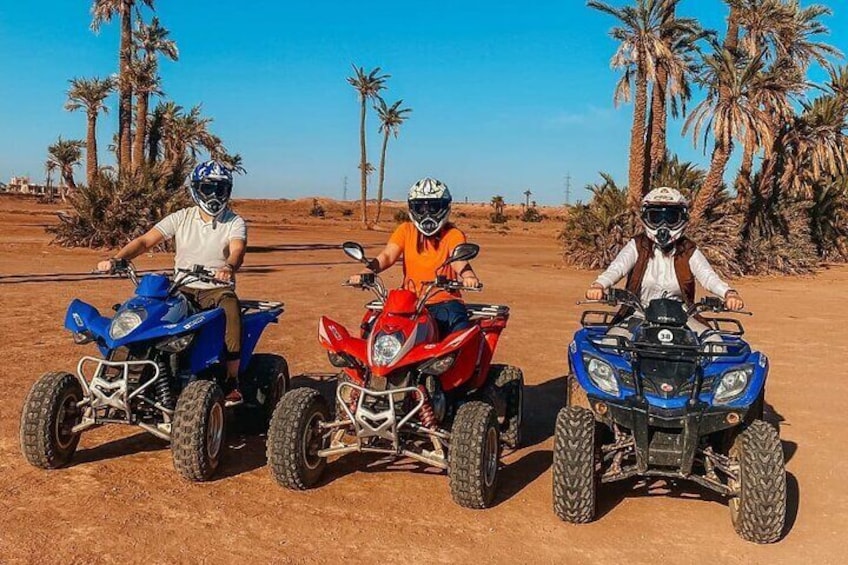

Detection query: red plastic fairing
xmin=318 ymin=316 xmax=367 ymax=365
xmin=384 ymin=289 xmax=418 ymax=315
xmin=468 ymin=316 xmax=509 ymax=389
xmin=400 ymin=325 xmax=484 ymax=391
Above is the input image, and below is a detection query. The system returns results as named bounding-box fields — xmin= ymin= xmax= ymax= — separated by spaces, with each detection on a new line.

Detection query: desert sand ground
xmin=0 ymin=195 xmax=845 ymax=564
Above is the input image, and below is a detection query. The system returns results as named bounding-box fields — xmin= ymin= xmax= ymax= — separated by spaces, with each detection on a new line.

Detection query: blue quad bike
xmin=19 ymin=261 xmax=289 ymax=481
xmin=552 ymin=289 xmax=786 ymax=544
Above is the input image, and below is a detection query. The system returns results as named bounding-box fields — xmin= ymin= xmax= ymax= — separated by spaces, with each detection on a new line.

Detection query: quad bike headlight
xmin=583 ymin=354 xmax=620 ymax=395
xmin=714 ymin=366 xmax=753 ymax=404
xmin=109 ymin=310 xmax=144 ymax=340
xmin=157 ymin=333 xmax=194 ymax=353
xmin=419 ymin=353 xmax=456 ymax=375
xmin=372 ymin=333 xmax=403 ymax=366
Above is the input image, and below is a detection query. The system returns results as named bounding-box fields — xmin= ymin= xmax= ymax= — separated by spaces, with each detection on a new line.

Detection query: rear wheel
xmin=171 ymin=380 xmax=226 ymax=482
xmin=267 ymin=387 xmax=330 ymax=490
xmin=729 ymin=420 xmax=786 ymax=543
xmin=489 ymin=365 xmax=524 ymax=449
xmin=20 ymin=372 xmax=84 ymax=469
xmin=552 ymin=406 xmax=598 ymax=523
xmin=449 ymin=401 xmax=500 ymax=509
xmin=241 ymin=353 xmax=289 ymax=433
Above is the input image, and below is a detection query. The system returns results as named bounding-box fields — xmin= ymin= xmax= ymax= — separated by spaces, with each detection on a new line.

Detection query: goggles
xmin=642 ymin=206 xmax=688 ymax=229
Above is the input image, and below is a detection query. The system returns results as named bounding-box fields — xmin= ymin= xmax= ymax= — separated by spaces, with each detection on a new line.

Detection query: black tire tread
xmin=489 ymin=364 xmax=524 ymax=449
xmin=19 ymin=372 xmax=82 ymax=469
xmin=732 ymin=420 xmax=787 ymax=543
xmin=449 ymin=401 xmax=500 ymax=509
xmin=267 ymin=387 xmax=329 ymax=490
xmin=552 ymin=406 xmax=597 ymax=523
xmin=171 ymin=380 xmax=225 ymax=482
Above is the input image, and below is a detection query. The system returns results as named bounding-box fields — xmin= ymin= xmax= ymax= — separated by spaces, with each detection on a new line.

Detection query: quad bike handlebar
xmin=94 ymin=260 xmax=233 ymax=293
xmin=580 ymin=288 xmax=751 ymax=317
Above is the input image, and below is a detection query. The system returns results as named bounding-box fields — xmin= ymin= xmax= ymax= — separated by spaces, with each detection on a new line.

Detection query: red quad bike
xmin=267 ymin=241 xmax=523 ymax=508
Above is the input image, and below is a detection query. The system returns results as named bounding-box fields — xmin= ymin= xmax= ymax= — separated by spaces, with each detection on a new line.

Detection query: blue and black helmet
xmin=190 ymin=160 xmax=233 ymax=217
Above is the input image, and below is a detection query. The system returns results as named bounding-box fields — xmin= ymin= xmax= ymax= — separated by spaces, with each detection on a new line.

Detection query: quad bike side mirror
xmin=341 ymin=241 xmax=368 ymax=264
xmin=446 ymin=243 xmax=480 ymax=265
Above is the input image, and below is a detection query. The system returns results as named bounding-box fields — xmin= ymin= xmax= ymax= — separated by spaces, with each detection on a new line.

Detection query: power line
xmin=342 ymin=176 xmax=348 ymax=201
xmin=564 ymin=173 xmax=572 ymax=205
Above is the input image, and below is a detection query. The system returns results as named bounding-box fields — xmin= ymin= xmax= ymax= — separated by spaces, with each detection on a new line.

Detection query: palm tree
xmin=523 ymin=189 xmax=532 ymax=208
xmin=132 ymin=17 xmax=178 ymax=171
xmin=47 ymin=137 xmax=86 ymax=200
xmin=90 ymin=0 xmax=155 ymax=173
xmin=589 ymin=0 xmax=683 ymax=211
xmin=44 ymin=160 xmax=57 ymax=202
xmin=347 ymin=65 xmax=389 ymax=226
xmin=64 ymin=77 xmax=113 ymax=186
xmin=374 ymin=98 xmax=412 ymax=223
xmin=647 ymin=12 xmax=708 ymax=180
xmin=684 ymin=46 xmax=774 ymax=227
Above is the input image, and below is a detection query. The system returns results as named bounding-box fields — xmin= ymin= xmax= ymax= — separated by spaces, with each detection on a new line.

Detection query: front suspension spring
xmin=417 ymin=385 xmax=437 ymax=429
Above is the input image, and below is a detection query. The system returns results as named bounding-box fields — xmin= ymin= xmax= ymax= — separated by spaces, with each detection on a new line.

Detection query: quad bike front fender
xmin=318 ymin=316 xmax=367 ymax=365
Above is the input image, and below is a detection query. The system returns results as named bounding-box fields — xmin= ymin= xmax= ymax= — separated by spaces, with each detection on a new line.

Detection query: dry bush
xmin=686 ymin=188 xmax=743 ymax=278
xmin=394 ymin=209 xmax=409 ymax=224
xmin=737 ymin=196 xmax=819 ymax=275
xmin=560 ymin=175 xmax=633 ymax=269
xmin=50 ymin=169 xmax=190 ymax=249
xmin=520 ymin=207 xmax=543 ymax=223
xmin=309 ymin=198 xmax=326 ymax=218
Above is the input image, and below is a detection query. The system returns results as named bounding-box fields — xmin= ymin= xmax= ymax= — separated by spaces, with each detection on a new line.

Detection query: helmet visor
xmin=642 ymin=206 xmax=687 ymax=229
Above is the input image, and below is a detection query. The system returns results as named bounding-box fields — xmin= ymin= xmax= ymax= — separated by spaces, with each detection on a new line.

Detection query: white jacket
xmin=594 ymin=239 xmax=731 ymax=306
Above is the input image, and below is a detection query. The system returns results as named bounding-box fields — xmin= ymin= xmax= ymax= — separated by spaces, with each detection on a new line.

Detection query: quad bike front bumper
xmin=70 ymin=356 xmax=173 ymax=440
xmin=317 ymin=382 xmax=450 ymax=469
xmin=589 ymin=394 xmax=747 ymax=495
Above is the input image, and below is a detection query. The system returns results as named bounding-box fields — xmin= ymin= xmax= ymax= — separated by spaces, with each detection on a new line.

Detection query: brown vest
xmin=625 ymin=234 xmax=698 ymax=305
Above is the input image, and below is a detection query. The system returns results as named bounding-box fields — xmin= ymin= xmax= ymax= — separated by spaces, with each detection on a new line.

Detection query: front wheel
xmin=171 ymin=380 xmax=226 ymax=482
xmin=20 ymin=372 xmax=84 ymax=469
xmin=267 ymin=387 xmax=330 ymax=490
xmin=449 ymin=401 xmax=501 ymax=509
xmin=729 ymin=420 xmax=787 ymax=543
xmin=552 ymin=406 xmax=598 ymax=523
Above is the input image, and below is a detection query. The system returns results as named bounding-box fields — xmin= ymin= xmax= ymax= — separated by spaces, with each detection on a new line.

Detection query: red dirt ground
xmin=0 ymin=196 xmax=845 ymax=564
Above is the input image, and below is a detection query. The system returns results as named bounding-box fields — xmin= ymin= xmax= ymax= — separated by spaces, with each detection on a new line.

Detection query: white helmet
xmin=641 ymin=187 xmax=690 ymax=250
xmin=407 ymin=177 xmax=452 ymax=236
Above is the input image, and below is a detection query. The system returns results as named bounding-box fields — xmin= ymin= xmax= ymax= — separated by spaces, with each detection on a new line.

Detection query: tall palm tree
xmin=647 ymin=12 xmax=708 ymax=180
xmin=132 ymin=17 xmax=178 ymax=171
xmin=90 ymin=0 xmax=155 ymax=174
xmin=589 ymin=0 xmax=682 ymax=212
xmin=374 ymin=98 xmax=411 ymax=223
xmin=347 ymin=65 xmax=389 ymax=226
xmin=47 ymin=137 xmax=86 ymax=200
xmin=684 ymin=46 xmax=773 ymax=227
xmin=64 ymin=76 xmax=113 ymax=186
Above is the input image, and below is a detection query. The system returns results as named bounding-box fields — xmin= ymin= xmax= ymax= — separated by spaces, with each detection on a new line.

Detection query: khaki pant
xmin=181 ymin=287 xmax=242 ymax=360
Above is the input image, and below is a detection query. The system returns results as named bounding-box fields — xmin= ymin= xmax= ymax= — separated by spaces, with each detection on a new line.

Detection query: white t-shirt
xmin=594 ymin=238 xmax=731 ymax=305
xmin=154 ymin=206 xmax=247 ymax=289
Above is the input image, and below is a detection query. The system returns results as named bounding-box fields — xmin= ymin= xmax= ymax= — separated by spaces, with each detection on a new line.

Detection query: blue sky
xmin=1 ymin=1 xmax=846 ymax=205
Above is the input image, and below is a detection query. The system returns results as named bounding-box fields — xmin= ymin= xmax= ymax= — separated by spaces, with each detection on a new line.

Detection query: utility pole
xmin=342 ymin=176 xmax=348 ymax=201
xmin=564 ymin=173 xmax=572 ymax=205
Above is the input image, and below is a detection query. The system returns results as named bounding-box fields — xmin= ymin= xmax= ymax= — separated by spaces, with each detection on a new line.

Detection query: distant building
xmin=3 ymin=176 xmax=53 ymax=196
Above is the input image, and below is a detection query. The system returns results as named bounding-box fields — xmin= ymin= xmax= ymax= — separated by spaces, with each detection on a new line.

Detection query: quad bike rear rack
xmin=317 ymin=382 xmax=450 ymax=469
xmin=71 ymin=356 xmax=173 ymax=441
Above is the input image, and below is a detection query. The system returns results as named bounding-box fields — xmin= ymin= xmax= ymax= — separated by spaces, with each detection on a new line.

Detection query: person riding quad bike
xmin=585 ymin=186 xmax=745 ymax=337
xmin=97 ymin=160 xmax=247 ymax=405
xmin=349 ymin=177 xmax=481 ymax=337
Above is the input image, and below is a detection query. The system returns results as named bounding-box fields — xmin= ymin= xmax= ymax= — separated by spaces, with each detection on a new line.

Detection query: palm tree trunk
xmin=118 ymin=0 xmax=134 ymax=174
xmin=691 ymin=142 xmax=732 ymax=227
xmin=358 ymin=96 xmax=368 ymax=227
xmin=133 ymin=91 xmax=149 ymax=173
xmin=725 ymin=7 xmax=740 ymax=52
xmin=736 ymin=133 xmax=756 ymax=205
xmin=86 ymin=114 xmax=98 ymax=186
xmin=627 ymin=67 xmax=649 ymax=212
xmin=376 ymin=129 xmax=389 ymax=223
xmin=63 ymin=167 xmax=77 ymax=192
xmin=649 ymin=67 xmax=669 ymax=181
